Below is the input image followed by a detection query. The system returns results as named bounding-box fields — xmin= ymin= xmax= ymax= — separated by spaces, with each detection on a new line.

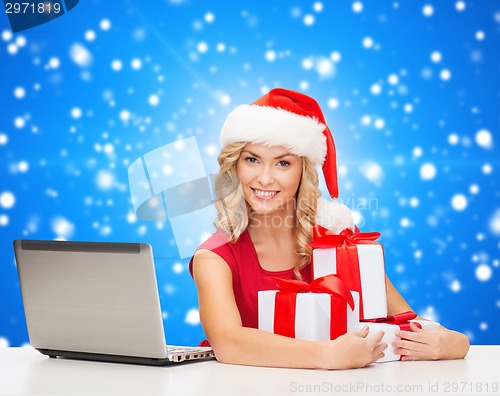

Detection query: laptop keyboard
xmin=167 ymin=345 xmax=211 ymax=354
xmin=166 ymin=345 xmax=214 ymax=362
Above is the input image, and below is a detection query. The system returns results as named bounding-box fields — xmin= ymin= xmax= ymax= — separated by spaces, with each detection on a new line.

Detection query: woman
xmin=190 ymin=88 xmax=469 ymax=369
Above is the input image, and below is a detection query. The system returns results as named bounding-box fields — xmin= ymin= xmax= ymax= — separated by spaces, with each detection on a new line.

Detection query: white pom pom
xmin=315 ymin=197 xmax=355 ymax=234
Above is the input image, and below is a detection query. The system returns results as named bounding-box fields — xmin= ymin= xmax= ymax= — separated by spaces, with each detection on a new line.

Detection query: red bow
xmin=267 ymin=274 xmax=354 ymax=310
xmin=362 ymin=311 xmax=420 ymax=331
xmin=308 ymin=225 xmax=380 ymax=249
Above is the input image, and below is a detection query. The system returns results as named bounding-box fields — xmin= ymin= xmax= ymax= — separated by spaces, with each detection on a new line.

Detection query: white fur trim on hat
xmin=220 ymin=104 xmax=327 ymax=165
xmin=315 ymin=197 xmax=355 ymax=234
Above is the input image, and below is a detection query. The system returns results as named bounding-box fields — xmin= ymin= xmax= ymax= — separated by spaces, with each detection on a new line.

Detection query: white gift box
xmin=364 ymin=322 xmax=400 ymax=363
xmin=410 ymin=320 xmax=440 ymax=330
xmin=364 ymin=320 xmax=441 ymax=363
xmin=258 ymin=291 xmax=360 ymax=341
xmin=312 ymin=244 xmax=387 ymax=320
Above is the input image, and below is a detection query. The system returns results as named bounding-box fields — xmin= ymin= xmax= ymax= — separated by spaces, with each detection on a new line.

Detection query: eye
xmin=278 ymin=160 xmax=290 ymax=167
xmin=244 ymin=156 xmax=258 ymax=164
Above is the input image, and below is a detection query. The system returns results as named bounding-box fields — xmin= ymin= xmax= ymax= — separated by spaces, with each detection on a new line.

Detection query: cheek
xmin=236 ymin=164 xmax=252 ymax=185
xmin=235 ymin=161 xmax=245 ymax=180
xmin=286 ymin=169 xmax=302 ymax=192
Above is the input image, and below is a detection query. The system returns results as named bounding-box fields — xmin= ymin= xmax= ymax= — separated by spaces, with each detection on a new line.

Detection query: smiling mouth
xmin=251 ymin=188 xmax=279 ymax=199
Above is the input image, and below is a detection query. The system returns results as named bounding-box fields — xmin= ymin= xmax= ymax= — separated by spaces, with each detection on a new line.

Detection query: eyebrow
xmin=241 ymin=150 xmax=293 ymax=160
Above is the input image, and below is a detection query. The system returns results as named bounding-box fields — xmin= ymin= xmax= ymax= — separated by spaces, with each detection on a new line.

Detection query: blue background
xmin=0 ymin=0 xmax=499 ymax=347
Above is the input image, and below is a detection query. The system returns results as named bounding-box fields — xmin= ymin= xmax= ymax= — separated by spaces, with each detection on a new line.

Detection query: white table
xmin=0 ymin=346 xmax=498 ymax=395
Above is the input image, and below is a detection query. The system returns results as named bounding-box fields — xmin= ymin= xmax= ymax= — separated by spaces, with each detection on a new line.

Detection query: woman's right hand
xmin=322 ymin=326 xmax=387 ymax=370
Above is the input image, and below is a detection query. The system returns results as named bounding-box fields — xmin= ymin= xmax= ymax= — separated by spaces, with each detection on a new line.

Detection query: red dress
xmin=189 ymin=228 xmax=311 ymax=343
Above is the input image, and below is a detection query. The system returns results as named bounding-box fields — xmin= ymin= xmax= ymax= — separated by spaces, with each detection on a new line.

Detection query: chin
xmin=247 ymin=198 xmax=288 ymax=216
xmin=248 ymin=203 xmax=276 ymax=215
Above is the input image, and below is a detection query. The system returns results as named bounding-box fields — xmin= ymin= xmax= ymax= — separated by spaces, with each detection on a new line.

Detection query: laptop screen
xmin=14 ymin=240 xmax=169 ymax=359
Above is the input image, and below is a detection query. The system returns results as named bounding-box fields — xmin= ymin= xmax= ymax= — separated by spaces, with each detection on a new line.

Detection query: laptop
xmin=14 ymin=239 xmax=215 ymax=366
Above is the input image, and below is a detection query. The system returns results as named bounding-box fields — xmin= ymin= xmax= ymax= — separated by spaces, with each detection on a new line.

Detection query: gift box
xmin=258 ymin=274 xmax=360 ymax=341
xmin=363 ymin=311 xmax=441 ymax=363
xmin=364 ymin=322 xmax=400 ymax=362
xmin=310 ymin=225 xmax=387 ymax=320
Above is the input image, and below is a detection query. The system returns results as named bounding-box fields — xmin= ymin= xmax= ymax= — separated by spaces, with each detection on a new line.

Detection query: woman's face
xmin=236 ymin=143 xmax=303 ymax=216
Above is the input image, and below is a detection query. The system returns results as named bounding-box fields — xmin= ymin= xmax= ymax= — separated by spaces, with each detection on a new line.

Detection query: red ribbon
xmin=267 ymin=274 xmax=354 ymax=340
xmin=308 ymin=225 xmax=381 ymax=249
xmin=362 ymin=311 xmax=420 ymax=331
xmin=308 ymin=225 xmax=381 ymax=319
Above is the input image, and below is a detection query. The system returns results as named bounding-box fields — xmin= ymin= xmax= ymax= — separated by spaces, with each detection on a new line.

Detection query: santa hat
xmin=220 ymin=88 xmax=355 ymax=233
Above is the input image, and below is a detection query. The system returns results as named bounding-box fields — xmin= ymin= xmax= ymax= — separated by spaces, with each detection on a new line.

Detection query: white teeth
xmin=254 ymin=189 xmax=277 ymax=198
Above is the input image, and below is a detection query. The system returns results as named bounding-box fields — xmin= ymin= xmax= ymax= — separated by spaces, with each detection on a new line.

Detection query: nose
xmin=257 ymin=167 xmax=275 ymax=186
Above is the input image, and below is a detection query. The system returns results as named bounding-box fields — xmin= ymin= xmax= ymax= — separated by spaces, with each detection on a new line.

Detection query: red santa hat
xmin=220 ymin=88 xmax=355 ymax=233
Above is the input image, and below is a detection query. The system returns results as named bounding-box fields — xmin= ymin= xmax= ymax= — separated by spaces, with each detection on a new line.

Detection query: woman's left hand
xmin=392 ymin=322 xmax=470 ymax=361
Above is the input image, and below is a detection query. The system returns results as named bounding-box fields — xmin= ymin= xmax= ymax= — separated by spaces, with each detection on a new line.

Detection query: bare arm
xmin=385 ymin=275 xmax=470 ymax=360
xmin=386 ymin=275 xmax=413 ymax=316
xmin=193 ymin=249 xmax=386 ymax=370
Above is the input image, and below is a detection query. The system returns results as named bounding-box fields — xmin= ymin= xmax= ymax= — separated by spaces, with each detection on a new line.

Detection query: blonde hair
xmin=214 ymin=142 xmax=249 ymax=239
xmin=293 ymin=156 xmax=320 ymax=279
xmin=214 ymin=142 xmax=320 ymax=280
